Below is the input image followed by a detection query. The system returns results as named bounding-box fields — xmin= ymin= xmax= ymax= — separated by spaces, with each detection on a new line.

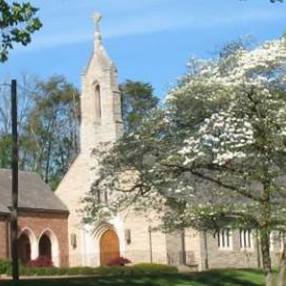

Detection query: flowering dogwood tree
xmin=167 ymin=38 xmax=286 ymax=286
xmin=84 ymin=37 xmax=286 ymax=286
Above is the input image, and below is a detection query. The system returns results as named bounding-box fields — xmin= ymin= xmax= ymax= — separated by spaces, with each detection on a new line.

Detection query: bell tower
xmin=80 ymin=13 xmax=123 ymax=154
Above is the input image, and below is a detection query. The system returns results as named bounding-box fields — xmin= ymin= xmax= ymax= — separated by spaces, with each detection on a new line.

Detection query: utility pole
xmin=11 ymin=79 xmax=19 ymax=281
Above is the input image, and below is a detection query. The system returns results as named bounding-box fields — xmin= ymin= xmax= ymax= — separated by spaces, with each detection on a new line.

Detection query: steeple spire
xmin=80 ymin=12 xmax=123 ymax=152
xmin=92 ymin=12 xmax=102 ymax=47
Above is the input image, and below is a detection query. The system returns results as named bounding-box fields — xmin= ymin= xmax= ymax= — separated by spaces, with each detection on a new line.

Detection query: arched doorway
xmin=18 ymin=233 xmax=31 ymax=265
xmin=100 ymin=229 xmax=120 ymax=265
xmin=38 ymin=229 xmax=60 ymax=267
xmin=39 ymin=234 xmax=52 ymax=260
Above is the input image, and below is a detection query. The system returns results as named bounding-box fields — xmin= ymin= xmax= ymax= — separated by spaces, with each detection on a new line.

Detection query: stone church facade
xmin=0 ymin=13 xmax=283 ymax=271
xmin=56 ymin=14 xmax=284 ymax=270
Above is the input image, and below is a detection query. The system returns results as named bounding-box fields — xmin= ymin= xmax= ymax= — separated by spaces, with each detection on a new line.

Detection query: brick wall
xmin=18 ymin=211 xmax=69 ymax=266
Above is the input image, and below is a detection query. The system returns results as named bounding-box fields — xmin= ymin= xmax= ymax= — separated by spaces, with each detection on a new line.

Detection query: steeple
xmin=80 ymin=12 xmax=123 ymax=154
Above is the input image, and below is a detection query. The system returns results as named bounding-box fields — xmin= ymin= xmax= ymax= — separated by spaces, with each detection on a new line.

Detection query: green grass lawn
xmin=0 ymin=269 xmax=269 ymax=286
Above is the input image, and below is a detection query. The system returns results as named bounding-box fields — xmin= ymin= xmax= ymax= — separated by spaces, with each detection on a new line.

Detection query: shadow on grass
xmin=0 ymin=270 xmax=265 ymax=286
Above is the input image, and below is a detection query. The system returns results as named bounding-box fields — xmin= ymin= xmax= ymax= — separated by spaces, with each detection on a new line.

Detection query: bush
xmin=0 ymin=259 xmax=10 ymax=274
xmin=5 ymin=263 xmax=178 ymax=277
xmin=66 ymin=267 xmax=96 ymax=276
xmin=132 ymin=263 xmax=178 ymax=274
xmin=95 ymin=266 xmax=131 ymax=276
xmin=26 ymin=256 xmax=53 ymax=268
xmin=107 ymin=257 xmax=131 ymax=266
xmin=95 ymin=263 xmax=177 ymax=276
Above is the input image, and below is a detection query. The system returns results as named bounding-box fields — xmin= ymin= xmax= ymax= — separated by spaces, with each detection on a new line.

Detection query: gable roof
xmin=0 ymin=169 xmax=68 ymax=214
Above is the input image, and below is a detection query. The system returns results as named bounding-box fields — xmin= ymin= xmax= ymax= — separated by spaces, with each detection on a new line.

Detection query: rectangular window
xmin=240 ymin=229 xmax=253 ymax=250
xmin=96 ymin=189 xmax=101 ymax=203
xmin=217 ymin=229 xmax=232 ymax=250
xmin=104 ymin=191 xmax=108 ymax=204
xmin=96 ymin=190 xmax=108 ymax=204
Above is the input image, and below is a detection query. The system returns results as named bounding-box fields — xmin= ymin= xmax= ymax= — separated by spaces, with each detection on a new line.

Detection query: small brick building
xmin=0 ymin=169 xmax=69 ymax=267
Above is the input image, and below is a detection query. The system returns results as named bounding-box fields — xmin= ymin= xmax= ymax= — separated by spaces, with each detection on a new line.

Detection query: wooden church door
xmin=100 ymin=229 xmax=120 ymax=265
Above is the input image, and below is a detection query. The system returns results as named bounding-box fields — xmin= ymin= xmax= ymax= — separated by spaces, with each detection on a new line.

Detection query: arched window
xmin=39 ymin=234 xmax=52 ymax=259
xmin=38 ymin=229 xmax=60 ymax=267
xmin=95 ymin=84 xmax=101 ymax=121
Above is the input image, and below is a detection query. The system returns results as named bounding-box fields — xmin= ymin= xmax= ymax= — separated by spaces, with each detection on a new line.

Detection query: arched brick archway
xmin=18 ymin=233 xmax=31 ymax=265
xmin=39 ymin=234 xmax=52 ymax=259
xmin=38 ymin=229 xmax=60 ymax=267
xmin=100 ymin=229 xmax=120 ymax=265
xmin=18 ymin=228 xmax=38 ymax=264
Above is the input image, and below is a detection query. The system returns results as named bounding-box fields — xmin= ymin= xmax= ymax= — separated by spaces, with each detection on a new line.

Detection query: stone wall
xmin=123 ymin=210 xmax=168 ymax=265
xmin=166 ymin=231 xmax=184 ymax=265
xmin=200 ymin=230 xmax=259 ymax=269
xmin=185 ymin=228 xmax=202 ymax=269
xmin=56 ymin=154 xmax=91 ymax=266
xmin=193 ymin=229 xmax=284 ymax=270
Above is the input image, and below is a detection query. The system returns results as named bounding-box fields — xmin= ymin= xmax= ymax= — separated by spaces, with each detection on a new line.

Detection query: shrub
xmin=40 ymin=267 xmax=59 ymax=276
xmin=77 ymin=267 xmax=97 ymax=275
xmin=26 ymin=256 xmax=53 ymax=268
xmin=95 ymin=266 xmax=128 ymax=276
xmin=66 ymin=267 xmax=96 ymax=276
xmin=5 ymin=263 xmax=178 ymax=277
xmin=0 ymin=259 xmax=10 ymax=274
xmin=95 ymin=263 xmax=177 ymax=276
xmin=107 ymin=257 xmax=131 ymax=266
xmin=52 ymin=267 xmax=68 ymax=276
xmin=132 ymin=263 xmax=178 ymax=274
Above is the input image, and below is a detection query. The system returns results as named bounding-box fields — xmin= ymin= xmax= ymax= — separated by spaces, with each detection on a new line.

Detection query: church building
xmin=56 ymin=13 xmax=183 ymax=267
xmin=56 ymin=13 xmax=283 ymax=270
xmin=0 ymin=13 xmax=283 ymax=272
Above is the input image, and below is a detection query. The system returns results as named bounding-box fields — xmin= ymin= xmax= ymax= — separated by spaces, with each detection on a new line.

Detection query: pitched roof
xmin=0 ymin=169 xmax=68 ymax=214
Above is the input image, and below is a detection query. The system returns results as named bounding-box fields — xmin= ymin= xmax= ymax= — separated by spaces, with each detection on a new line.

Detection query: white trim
xmin=38 ymin=228 xmax=60 ymax=267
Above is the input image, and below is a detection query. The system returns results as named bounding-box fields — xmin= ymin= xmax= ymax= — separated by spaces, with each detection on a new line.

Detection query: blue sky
xmin=0 ymin=0 xmax=286 ymax=98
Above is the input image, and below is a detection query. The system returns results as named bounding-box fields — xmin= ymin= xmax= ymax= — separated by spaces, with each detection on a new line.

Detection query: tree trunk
xmin=276 ymin=242 xmax=286 ymax=286
xmin=260 ymin=228 xmax=273 ymax=286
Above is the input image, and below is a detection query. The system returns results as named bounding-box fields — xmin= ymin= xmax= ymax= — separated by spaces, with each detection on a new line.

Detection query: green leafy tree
xmin=0 ymin=74 xmax=37 ymax=168
xmin=120 ymin=80 xmax=159 ymax=133
xmin=27 ymin=76 xmax=80 ymax=189
xmin=0 ymin=0 xmax=42 ymax=62
xmin=0 ymin=75 xmax=80 ymax=189
xmin=0 ymin=134 xmax=11 ymax=167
